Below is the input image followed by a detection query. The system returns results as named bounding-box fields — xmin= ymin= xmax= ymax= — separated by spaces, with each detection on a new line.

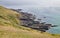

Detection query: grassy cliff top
xmin=0 ymin=6 xmax=60 ymax=38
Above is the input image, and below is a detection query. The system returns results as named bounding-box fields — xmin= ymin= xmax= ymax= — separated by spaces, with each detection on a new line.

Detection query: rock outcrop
xmin=11 ymin=9 xmax=56 ymax=32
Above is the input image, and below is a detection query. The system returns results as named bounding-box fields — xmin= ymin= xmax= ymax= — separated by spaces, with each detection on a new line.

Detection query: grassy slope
xmin=0 ymin=6 xmax=60 ymax=38
xmin=0 ymin=6 xmax=21 ymax=26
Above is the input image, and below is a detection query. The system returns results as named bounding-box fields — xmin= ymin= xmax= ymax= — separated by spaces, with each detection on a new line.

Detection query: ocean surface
xmin=19 ymin=7 xmax=60 ymax=34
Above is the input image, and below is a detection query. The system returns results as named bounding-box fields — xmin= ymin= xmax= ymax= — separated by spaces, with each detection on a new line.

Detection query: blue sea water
xmin=20 ymin=7 xmax=60 ymax=34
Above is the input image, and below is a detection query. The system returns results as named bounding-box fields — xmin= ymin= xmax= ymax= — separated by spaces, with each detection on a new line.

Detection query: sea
xmin=17 ymin=7 xmax=60 ymax=34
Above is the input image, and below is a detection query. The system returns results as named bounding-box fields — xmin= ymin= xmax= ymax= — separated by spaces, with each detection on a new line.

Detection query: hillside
xmin=0 ymin=6 xmax=60 ymax=38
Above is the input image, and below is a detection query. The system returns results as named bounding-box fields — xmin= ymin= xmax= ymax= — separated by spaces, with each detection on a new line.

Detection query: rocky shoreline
xmin=11 ymin=9 xmax=57 ymax=32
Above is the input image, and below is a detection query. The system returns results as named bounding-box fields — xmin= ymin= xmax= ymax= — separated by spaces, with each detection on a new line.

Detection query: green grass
xmin=0 ymin=6 xmax=60 ymax=38
xmin=0 ymin=6 xmax=20 ymax=26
